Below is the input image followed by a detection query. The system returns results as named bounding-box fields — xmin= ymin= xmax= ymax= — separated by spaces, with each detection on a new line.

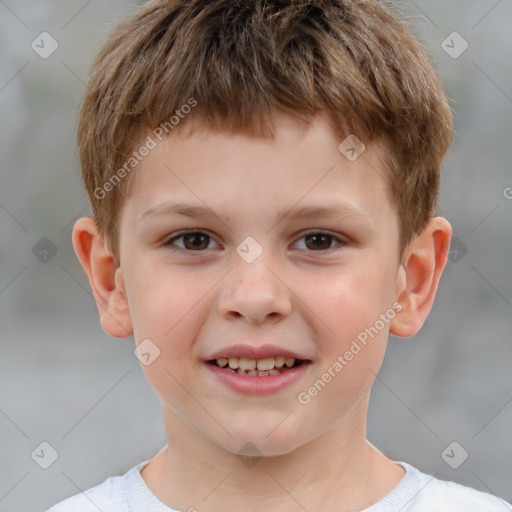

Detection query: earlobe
xmin=72 ymin=217 xmax=133 ymax=338
xmin=390 ymin=217 xmax=452 ymax=337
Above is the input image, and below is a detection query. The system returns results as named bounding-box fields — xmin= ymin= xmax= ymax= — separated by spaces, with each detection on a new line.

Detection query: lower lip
xmin=204 ymin=362 xmax=311 ymax=395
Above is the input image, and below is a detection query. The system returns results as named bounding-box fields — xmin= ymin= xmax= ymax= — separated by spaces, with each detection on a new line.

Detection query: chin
xmin=216 ymin=422 xmax=306 ymax=458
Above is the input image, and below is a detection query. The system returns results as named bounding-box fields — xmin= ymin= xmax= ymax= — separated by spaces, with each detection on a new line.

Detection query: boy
xmin=48 ymin=0 xmax=511 ymax=510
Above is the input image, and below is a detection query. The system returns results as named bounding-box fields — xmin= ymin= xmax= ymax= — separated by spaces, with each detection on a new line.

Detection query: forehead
xmin=121 ymin=113 xmax=395 ymax=231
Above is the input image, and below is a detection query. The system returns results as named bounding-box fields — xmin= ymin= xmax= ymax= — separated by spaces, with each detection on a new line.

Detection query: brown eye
xmin=294 ymin=231 xmax=346 ymax=252
xmin=303 ymin=233 xmax=335 ymax=250
xmin=165 ymin=231 xmax=215 ymax=251
xmin=182 ymin=233 xmax=210 ymax=250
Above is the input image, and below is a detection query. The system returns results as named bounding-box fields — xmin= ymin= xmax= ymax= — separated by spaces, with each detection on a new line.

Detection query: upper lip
xmin=205 ymin=344 xmax=312 ymax=361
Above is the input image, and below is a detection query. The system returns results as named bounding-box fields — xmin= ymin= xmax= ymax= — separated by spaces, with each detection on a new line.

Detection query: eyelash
xmin=162 ymin=230 xmax=347 ymax=255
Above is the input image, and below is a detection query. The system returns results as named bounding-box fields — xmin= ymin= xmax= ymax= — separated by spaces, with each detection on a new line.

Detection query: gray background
xmin=1 ymin=1 xmax=511 ymax=510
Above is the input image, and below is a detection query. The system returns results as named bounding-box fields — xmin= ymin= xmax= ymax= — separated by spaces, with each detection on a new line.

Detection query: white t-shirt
xmin=46 ymin=459 xmax=511 ymax=511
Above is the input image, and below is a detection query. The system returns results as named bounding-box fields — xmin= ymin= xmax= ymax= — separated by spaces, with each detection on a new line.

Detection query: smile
xmin=208 ymin=356 xmax=303 ymax=376
xmin=204 ymin=357 xmax=312 ymax=395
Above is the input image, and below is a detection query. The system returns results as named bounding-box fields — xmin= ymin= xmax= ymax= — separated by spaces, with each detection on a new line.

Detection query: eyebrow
xmin=140 ymin=201 xmax=374 ymax=227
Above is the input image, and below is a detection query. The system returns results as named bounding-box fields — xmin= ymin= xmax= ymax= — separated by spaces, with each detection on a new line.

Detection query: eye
xmin=164 ymin=231 xmax=218 ymax=251
xmin=163 ymin=230 xmax=347 ymax=253
xmin=294 ymin=231 xmax=346 ymax=252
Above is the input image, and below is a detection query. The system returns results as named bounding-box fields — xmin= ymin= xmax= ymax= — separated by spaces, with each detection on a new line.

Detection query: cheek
xmin=127 ymin=263 xmax=204 ymax=339
xmin=134 ymin=311 xmax=203 ymax=411
xmin=302 ymin=264 xmax=392 ymax=342
xmin=296 ymin=262 xmax=392 ymax=391
xmin=125 ymin=265 xmax=206 ymax=387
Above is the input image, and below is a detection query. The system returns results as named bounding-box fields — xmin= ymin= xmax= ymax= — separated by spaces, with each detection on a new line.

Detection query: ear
xmin=390 ymin=217 xmax=452 ymax=337
xmin=72 ymin=217 xmax=133 ymax=338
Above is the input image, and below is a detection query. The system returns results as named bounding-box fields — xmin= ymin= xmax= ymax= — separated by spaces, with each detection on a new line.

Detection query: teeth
xmin=239 ymin=357 xmax=257 ymax=371
xmin=215 ymin=356 xmax=297 ymax=371
xmin=274 ymin=356 xmax=285 ymax=368
xmin=256 ymin=357 xmax=274 ymax=371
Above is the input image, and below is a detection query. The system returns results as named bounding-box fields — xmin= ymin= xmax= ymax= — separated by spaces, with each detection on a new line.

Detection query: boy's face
xmin=115 ymin=113 xmax=404 ymax=455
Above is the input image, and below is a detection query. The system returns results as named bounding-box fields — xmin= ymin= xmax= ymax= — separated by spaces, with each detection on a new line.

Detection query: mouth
xmin=207 ymin=356 xmax=310 ymax=377
xmin=204 ymin=355 xmax=312 ymax=395
xmin=206 ymin=356 xmax=308 ymax=377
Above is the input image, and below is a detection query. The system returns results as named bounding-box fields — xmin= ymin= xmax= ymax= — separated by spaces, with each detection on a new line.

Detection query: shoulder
xmin=45 ymin=458 xmax=177 ymax=512
xmin=45 ymin=465 xmax=138 ymax=512
xmin=418 ymin=476 xmax=511 ymax=511
xmin=396 ymin=463 xmax=512 ymax=512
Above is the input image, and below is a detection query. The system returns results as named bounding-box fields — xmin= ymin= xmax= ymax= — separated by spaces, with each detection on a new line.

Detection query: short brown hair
xmin=77 ymin=0 xmax=453 ymax=263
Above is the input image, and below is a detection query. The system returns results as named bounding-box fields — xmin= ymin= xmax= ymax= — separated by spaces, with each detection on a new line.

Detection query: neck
xmin=141 ymin=400 xmax=404 ymax=511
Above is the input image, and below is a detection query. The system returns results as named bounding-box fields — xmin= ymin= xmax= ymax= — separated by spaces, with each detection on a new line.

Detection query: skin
xmin=73 ymin=112 xmax=451 ymax=511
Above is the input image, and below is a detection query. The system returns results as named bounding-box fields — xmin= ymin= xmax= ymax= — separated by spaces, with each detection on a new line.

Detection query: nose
xmin=216 ymin=253 xmax=292 ymax=325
